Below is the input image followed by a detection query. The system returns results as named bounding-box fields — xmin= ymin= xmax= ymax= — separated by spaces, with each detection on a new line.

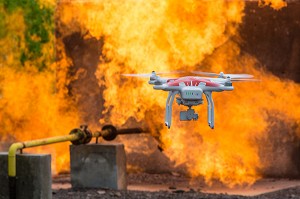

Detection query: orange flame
xmin=1 ymin=0 xmax=298 ymax=186
xmin=0 ymin=65 xmax=80 ymax=173
xmin=259 ymin=0 xmax=287 ymax=10
xmin=0 ymin=1 xmax=79 ymax=174
xmin=58 ymin=0 xmax=300 ymax=186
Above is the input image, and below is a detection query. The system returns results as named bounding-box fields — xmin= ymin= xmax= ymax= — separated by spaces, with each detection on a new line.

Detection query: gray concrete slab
xmin=70 ymin=143 xmax=127 ymax=190
xmin=0 ymin=152 xmax=52 ymax=199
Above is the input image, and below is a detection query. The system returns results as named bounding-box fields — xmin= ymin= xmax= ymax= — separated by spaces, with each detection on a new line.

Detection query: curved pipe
xmin=93 ymin=126 xmax=146 ymax=141
xmin=8 ymin=143 xmax=24 ymax=177
xmin=8 ymin=133 xmax=82 ymax=199
xmin=8 ymin=133 xmax=80 ymax=177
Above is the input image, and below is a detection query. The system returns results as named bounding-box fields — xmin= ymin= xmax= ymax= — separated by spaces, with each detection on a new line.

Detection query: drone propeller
xmin=122 ymin=73 xmax=153 ymax=77
xmin=230 ymin=78 xmax=260 ymax=82
xmin=223 ymin=74 xmax=254 ymax=79
xmin=192 ymin=71 xmax=217 ymax=76
xmin=122 ymin=70 xmax=184 ymax=77
xmin=192 ymin=71 xmax=254 ymax=79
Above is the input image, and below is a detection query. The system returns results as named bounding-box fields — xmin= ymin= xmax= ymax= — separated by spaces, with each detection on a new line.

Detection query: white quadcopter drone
xmin=123 ymin=71 xmax=256 ymax=129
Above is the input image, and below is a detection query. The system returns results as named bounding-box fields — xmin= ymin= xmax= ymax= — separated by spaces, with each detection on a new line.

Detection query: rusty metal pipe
xmin=117 ymin=127 xmax=145 ymax=134
xmin=93 ymin=125 xmax=147 ymax=141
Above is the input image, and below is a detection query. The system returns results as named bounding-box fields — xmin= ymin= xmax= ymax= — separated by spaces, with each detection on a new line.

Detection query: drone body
xmin=124 ymin=71 xmax=254 ymax=129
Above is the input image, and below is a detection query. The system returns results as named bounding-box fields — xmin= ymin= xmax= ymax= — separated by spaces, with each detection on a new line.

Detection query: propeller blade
xmin=122 ymin=70 xmax=184 ymax=77
xmin=157 ymin=70 xmax=185 ymax=75
xmin=225 ymin=74 xmax=254 ymax=79
xmin=122 ymin=73 xmax=152 ymax=77
xmin=192 ymin=71 xmax=218 ymax=76
xmin=230 ymin=78 xmax=260 ymax=82
xmin=193 ymin=71 xmax=254 ymax=79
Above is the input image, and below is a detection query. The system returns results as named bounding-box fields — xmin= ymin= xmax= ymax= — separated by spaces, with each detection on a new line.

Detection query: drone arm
xmin=149 ymin=77 xmax=169 ymax=85
xmin=204 ymin=92 xmax=214 ymax=129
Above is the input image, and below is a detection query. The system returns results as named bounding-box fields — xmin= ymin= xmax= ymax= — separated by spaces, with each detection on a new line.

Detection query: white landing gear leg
xmin=165 ymin=91 xmax=178 ymax=129
xmin=204 ymin=92 xmax=214 ymax=129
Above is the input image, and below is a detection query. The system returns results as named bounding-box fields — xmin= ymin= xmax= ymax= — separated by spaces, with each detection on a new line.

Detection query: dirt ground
xmin=52 ymin=172 xmax=300 ymax=199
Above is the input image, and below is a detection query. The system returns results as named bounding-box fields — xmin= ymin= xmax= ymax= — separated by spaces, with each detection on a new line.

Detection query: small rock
xmin=171 ymin=172 xmax=180 ymax=177
xmin=115 ymin=192 xmax=122 ymax=197
xmin=169 ymin=186 xmax=177 ymax=190
xmin=109 ymin=192 xmax=115 ymax=196
xmin=173 ymin=189 xmax=185 ymax=193
xmin=189 ymin=188 xmax=196 ymax=192
xmin=97 ymin=190 xmax=106 ymax=195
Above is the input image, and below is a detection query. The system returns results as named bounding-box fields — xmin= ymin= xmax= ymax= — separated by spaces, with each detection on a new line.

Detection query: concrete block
xmin=0 ymin=152 xmax=52 ymax=199
xmin=70 ymin=143 xmax=127 ymax=190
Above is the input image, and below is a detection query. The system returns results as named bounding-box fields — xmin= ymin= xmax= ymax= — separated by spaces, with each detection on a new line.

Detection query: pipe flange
xmin=69 ymin=128 xmax=84 ymax=145
xmin=80 ymin=125 xmax=93 ymax=144
xmin=102 ymin=125 xmax=118 ymax=141
xmin=69 ymin=125 xmax=92 ymax=145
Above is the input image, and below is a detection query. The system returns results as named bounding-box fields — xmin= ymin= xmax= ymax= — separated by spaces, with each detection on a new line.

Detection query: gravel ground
xmin=52 ymin=173 xmax=300 ymax=199
xmin=53 ymin=187 xmax=300 ymax=199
